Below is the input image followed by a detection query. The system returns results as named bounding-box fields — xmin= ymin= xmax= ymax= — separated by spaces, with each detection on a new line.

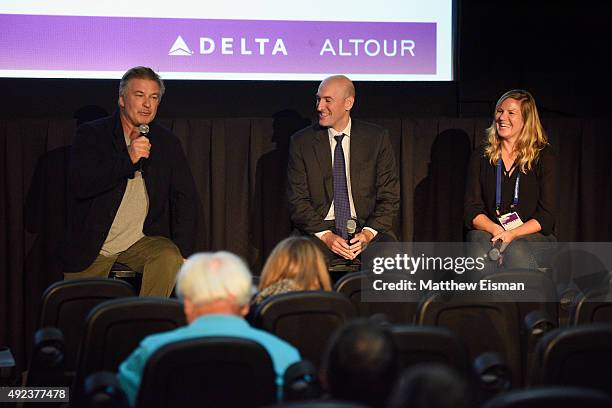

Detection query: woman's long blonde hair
xmin=259 ymin=237 xmax=332 ymax=291
xmin=484 ymin=89 xmax=548 ymax=173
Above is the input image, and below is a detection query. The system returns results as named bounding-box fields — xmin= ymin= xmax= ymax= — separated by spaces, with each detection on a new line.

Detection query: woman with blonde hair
xmin=464 ymin=89 xmax=556 ymax=269
xmin=253 ymin=236 xmax=332 ymax=305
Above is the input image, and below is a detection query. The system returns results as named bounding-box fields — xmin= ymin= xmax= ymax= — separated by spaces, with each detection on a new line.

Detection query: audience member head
xmin=321 ymin=319 xmax=399 ymax=407
xmin=387 ymin=364 xmax=473 ymax=408
xmin=259 ymin=237 xmax=332 ymax=292
xmin=485 ymin=89 xmax=548 ymax=173
xmin=177 ymin=251 xmax=253 ymax=322
xmin=316 ymin=75 xmax=355 ymax=131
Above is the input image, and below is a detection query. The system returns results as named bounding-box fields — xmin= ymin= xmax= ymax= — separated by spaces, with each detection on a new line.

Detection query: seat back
xmin=135 ymin=337 xmax=276 ymax=408
xmin=390 ymin=325 xmax=470 ymax=372
xmin=252 ymin=291 xmax=356 ymax=366
xmin=532 ymin=324 xmax=612 ymax=393
xmin=417 ymin=292 xmax=523 ymax=386
xmin=571 ymin=286 xmax=612 ymax=324
xmin=334 ymin=272 xmax=418 ymax=324
xmin=482 ymin=386 xmax=612 ymax=408
xmin=485 ymin=269 xmax=559 ymax=325
xmin=73 ymin=297 xmax=185 ymax=401
xmin=37 ymin=278 xmax=135 ymax=371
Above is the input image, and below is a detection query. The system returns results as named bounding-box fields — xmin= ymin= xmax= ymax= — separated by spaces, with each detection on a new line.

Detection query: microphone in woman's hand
xmin=488 ymin=239 xmax=503 ymax=261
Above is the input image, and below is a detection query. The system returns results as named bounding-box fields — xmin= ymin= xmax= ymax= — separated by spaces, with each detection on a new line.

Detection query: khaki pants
xmin=64 ymin=236 xmax=183 ymax=297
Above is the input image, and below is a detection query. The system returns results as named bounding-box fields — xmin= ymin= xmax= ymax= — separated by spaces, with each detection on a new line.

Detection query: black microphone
xmin=488 ymin=239 xmax=503 ymax=261
xmin=137 ymin=124 xmax=150 ymax=174
xmin=346 ymin=219 xmax=357 ymax=243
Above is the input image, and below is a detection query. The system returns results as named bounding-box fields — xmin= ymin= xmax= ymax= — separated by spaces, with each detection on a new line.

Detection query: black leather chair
xmin=252 ymin=291 xmax=356 ymax=366
xmin=390 ymin=325 xmax=470 ymax=372
xmin=482 ymin=386 xmax=612 ymax=408
xmin=334 ymin=272 xmax=419 ymax=324
xmin=571 ymin=286 xmax=612 ymax=324
xmin=484 ymin=269 xmax=559 ymax=325
xmin=531 ymin=324 xmax=612 ymax=393
xmin=135 ymin=337 xmax=277 ymax=408
xmin=27 ymin=278 xmax=135 ymax=385
xmin=417 ymin=292 xmax=523 ymax=387
xmin=72 ymin=297 xmax=186 ymax=403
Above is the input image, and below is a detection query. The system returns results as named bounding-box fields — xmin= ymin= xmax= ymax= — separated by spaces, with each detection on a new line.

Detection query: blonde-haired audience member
xmin=253 ymin=237 xmax=332 ymax=305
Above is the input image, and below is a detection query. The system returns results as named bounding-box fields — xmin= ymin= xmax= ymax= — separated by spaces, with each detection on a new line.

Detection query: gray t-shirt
xmin=100 ymin=133 xmax=149 ymax=256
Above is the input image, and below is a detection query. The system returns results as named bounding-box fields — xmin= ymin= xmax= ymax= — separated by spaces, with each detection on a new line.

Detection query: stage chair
xmin=252 ymin=291 xmax=356 ymax=367
xmin=109 ymin=262 xmax=143 ymax=294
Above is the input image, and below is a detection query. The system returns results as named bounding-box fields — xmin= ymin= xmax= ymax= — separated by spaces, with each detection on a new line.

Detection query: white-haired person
xmin=117 ymin=251 xmax=301 ymax=406
xmin=464 ymin=89 xmax=557 ymax=271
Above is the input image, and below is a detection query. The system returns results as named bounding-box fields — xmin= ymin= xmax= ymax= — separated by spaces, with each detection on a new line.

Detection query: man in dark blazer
xmin=59 ymin=66 xmax=198 ymax=296
xmin=287 ymin=75 xmax=400 ymax=260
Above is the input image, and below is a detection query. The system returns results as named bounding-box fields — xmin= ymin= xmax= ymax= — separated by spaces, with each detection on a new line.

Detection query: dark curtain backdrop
xmin=1 ymin=116 xmax=611 ymax=373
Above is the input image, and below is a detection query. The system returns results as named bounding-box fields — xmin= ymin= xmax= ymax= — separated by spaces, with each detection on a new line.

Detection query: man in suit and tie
xmin=287 ymin=75 xmax=400 ymax=261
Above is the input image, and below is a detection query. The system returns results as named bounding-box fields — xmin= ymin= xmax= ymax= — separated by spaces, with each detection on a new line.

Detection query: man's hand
xmin=321 ymin=231 xmax=354 ymax=260
xmin=349 ymin=229 xmax=374 ymax=257
xmin=128 ymin=136 xmax=151 ymax=164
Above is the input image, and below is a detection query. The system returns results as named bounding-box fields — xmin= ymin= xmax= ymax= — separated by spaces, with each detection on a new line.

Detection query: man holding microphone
xmin=60 ymin=66 xmax=198 ymax=297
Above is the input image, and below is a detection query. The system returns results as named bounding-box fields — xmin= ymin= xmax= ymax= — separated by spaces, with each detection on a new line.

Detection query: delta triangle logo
xmin=168 ymin=35 xmax=193 ymax=56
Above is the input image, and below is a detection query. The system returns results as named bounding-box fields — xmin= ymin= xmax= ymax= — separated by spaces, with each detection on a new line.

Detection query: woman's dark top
xmin=464 ymin=145 xmax=557 ymax=235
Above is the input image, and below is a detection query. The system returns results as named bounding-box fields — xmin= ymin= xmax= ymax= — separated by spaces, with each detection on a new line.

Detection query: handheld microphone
xmin=137 ymin=124 xmax=150 ymax=173
xmin=346 ymin=219 xmax=357 ymax=243
xmin=488 ymin=239 xmax=503 ymax=261
xmin=138 ymin=124 xmax=149 ymax=136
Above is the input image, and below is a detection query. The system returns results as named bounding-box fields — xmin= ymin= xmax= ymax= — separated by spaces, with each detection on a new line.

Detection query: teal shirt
xmin=117 ymin=314 xmax=301 ymax=406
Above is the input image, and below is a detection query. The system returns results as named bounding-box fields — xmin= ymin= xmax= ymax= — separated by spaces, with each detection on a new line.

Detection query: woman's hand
xmin=491 ymin=229 xmax=517 ymax=252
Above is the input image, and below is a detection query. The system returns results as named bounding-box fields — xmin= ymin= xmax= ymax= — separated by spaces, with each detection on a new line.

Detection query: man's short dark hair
xmin=387 ymin=364 xmax=473 ymax=408
xmin=118 ymin=66 xmax=165 ymax=99
xmin=322 ymin=319 xmax=399 ymax=408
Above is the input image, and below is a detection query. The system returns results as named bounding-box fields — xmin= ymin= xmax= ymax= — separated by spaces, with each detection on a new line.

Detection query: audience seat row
xmin=15 ymin=273 xmax=612 ymax=406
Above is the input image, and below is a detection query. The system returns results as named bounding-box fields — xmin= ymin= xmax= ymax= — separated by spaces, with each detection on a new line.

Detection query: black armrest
xmin=473 ymin=352 xmax=512 ymax=393
xmin=82 ymin=371 xmax=129 ymax=408
xmin=26 ymin=327 xmax=65 ymax=386
xmin=524 ymin=310 xmax=555 ymax=339
xmin=283 ymin=360 xmax=321 ymax=401
xmin=0 ymin=346 xmax=16 ymax=385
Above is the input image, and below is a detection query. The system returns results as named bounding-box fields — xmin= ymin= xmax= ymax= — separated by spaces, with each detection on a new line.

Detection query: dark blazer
xmin=287 ymin=119 xmax=400 ymax=235
xmin=59 ymin=111 xmax=198 ymax=272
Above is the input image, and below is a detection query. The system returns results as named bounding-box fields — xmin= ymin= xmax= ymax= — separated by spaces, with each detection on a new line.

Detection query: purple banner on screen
xmin=0 ymin=14 xmax=436 ymax=75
